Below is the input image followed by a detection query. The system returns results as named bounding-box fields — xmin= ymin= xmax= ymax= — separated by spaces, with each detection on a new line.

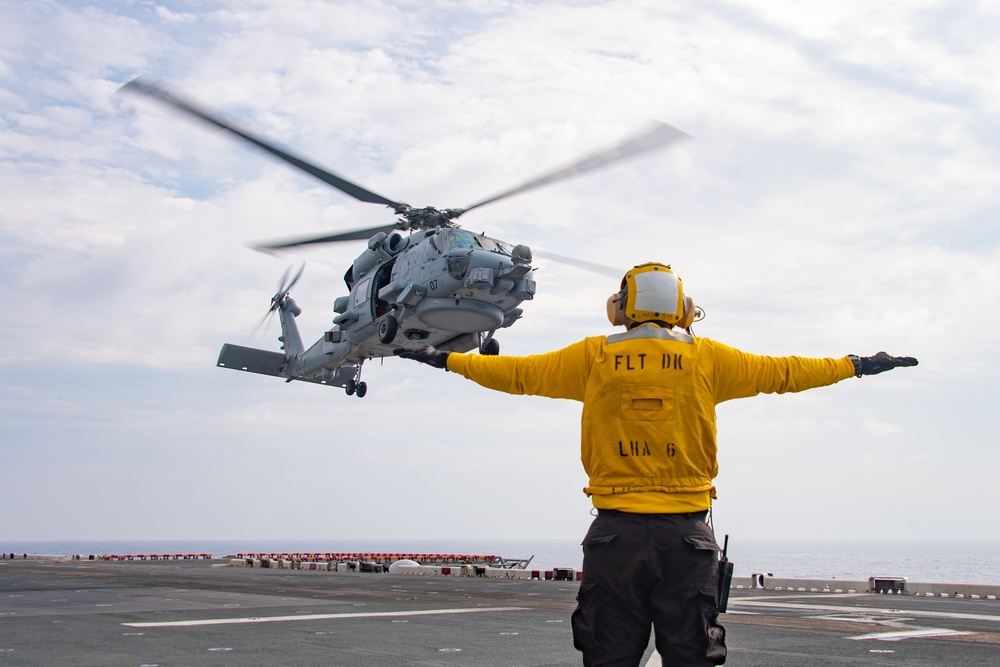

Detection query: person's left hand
xmin=853 ymin=351 xmax=918 ymax=377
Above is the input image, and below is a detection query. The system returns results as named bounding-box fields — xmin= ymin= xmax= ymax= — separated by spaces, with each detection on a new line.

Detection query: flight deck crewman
xmin=396 ymin=262 xmax=918 ymax=667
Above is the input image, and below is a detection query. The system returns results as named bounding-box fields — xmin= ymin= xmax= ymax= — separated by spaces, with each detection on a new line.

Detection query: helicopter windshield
xmin=490 ymin=237 xmax=514 ymax=255
xmin=447 ymin=229 xmax=479 ymax=250
xmin=446 ymin=229 xmax=512 ymax=255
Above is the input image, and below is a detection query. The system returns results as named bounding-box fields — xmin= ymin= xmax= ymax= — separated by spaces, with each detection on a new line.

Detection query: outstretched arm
xmin=396 ymin=340 xmax=592 ymax=401
xmin=710 ymin=342 xmax=918 ymax=402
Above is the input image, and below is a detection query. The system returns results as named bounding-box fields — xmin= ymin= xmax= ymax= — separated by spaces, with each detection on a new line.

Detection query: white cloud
xmin=862 ymin=417 xmax=902 ymax=435
xmin=154 ymin=5 xmax=196 ymax=23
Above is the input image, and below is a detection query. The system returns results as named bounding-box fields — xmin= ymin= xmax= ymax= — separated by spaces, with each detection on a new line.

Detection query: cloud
xmin=154 ymin=5 xmax=196 ymax=24
xmin=862 ymin=417 xmax=902 ymax=435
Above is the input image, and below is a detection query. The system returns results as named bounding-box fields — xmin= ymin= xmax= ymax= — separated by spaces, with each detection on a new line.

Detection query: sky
xmin=1 ymin=0 xmax=998 ymax=546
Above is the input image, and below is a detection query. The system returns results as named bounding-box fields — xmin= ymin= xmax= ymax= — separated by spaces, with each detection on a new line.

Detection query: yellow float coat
xmin=446 ymin=325 xmax=855 ymax=513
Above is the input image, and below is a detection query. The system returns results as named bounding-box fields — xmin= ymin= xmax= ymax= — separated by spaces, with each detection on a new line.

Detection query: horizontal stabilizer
xmin=216 ymin=344 xmax=345 ymax=388
xmin=218 ymin=344 xmax=287 ymax=377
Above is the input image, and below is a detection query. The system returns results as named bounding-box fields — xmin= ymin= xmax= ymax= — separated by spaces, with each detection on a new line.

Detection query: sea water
xmin=2 ymin=538 xmax=998 ymax=584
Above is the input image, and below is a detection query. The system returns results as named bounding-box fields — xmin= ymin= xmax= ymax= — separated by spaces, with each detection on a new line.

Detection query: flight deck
xmin=2 ymin=558 xmax=999 ymax=666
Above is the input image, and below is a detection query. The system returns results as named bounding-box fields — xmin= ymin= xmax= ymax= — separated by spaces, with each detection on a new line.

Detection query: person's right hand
xmin=394 ymin=346 xmax=450 ymax=369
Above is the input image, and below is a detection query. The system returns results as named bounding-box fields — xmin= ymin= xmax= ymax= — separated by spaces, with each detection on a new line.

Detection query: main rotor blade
xmin=459 ymin=121 xmax=690 ymax=216
xmin=533 ymin=251 xmax=623 ymax=278
xmin=120 ymin=77 xmax=401 ymax=208
xmin=252 ymin=223 xmax=403 ymax=251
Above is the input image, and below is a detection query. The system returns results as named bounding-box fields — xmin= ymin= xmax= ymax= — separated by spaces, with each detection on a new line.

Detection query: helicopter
xmin=121 ymin=78 xmax=689 ymax=397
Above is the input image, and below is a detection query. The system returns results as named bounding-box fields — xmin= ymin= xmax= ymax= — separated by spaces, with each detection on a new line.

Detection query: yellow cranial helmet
xmin=606 ymin=262 xmax=696 ymax=329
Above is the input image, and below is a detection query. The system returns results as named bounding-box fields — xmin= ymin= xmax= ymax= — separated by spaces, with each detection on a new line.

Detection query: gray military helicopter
xmin=121 ymin=78 xmax=688 ymax=397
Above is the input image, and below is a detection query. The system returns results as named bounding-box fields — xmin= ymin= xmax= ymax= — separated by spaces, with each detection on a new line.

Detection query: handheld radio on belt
xmin=718 ymin=534 xmax=734 ymax=613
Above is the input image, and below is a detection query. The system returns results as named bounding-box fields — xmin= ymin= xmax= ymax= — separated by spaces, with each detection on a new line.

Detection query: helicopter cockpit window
xmin=478 ymin=234 xmax=513 ymax=256
xmin=476 ymin=235 xmax=497 ymax=252
xmin=492 ymin=239 xmax=514 ymax=255
xmin=442 ymin=230 xmax=511 ymax=256
xmin=447 ymin=229 xmax=479 ymax=250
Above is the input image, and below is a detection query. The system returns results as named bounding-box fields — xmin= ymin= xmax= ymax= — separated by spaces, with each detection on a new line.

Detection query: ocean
xmin=2 ymin=538 xmax=998 ymax=585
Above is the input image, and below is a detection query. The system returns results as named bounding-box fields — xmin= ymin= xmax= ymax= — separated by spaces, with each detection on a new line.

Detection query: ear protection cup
xmin=675 ymin=295 xmax=696 ymax=329
xmin=606 ymin=291 xmax=627 ymax=326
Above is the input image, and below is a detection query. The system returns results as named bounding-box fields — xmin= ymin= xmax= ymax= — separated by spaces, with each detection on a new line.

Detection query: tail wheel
xmin=356 ymin=381 xmax=368 ymax=398
xmin=378 ymin=315 xmax=399 ymax=344
xmin=481 ymin=338 xmax=500 ymax=356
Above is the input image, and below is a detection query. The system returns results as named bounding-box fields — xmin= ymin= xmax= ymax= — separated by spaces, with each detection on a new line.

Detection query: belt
xmin=597 ymin=508 xmax=709 ymax=521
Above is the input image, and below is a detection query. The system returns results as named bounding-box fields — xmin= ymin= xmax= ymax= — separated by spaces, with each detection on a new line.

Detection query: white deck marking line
xmin=730 ymin=600 xmax=1000 ymax=623
xmin=644 ymin=650 xmax=662 ymax=667
xmin=736 ymin=593 xmax=866 ymax=601
xmin=122 ymin=606 xmax=529 ymax=628
xmin=847 ymin=628 xmax=974 ymax=642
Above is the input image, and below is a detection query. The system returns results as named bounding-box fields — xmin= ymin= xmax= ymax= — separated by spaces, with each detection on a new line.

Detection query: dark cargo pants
xmin=571 ymin=510 xmax=726 ymax=666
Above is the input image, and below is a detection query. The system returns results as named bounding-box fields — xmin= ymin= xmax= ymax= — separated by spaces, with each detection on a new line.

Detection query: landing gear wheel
xmin=345 ymin=379 xmax=357 ymax=396
xmin=482 ymin=338 xmax=500 ymax=356
xmin=377 ymin=315 xmax=398 ymax=344
xmin=356 ymin=381 xmax=368 ymax=398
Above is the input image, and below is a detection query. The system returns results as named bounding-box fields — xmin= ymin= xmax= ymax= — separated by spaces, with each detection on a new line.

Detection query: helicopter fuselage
xmin=272 ymin=226 xmax=534 ymax=389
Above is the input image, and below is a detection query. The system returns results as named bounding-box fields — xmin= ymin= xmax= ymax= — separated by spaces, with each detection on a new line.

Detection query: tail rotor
xmin=252 ymin=264 xmax=305 ymax=337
